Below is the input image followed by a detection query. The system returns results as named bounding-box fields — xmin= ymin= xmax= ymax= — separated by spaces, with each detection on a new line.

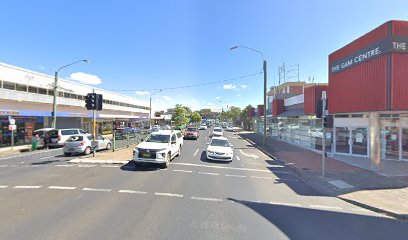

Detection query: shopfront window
xmin=0 ymin=116 xmax=44 ymax=148
xmin=381 ymin=118 xmax=399 ymax=160
xmin=16 ymin=83 xmax=27 ymax=92
xmin=401 ymin=117 xmax=408 ymax=160
xmin=28 ymin=86 xmax=38 ymax=93
xmin=3 ymin=81 xmax=15 ymax=90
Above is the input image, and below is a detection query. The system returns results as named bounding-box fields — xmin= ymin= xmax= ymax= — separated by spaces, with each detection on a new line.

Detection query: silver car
xmin=63 ymin=134 xmax=112 ymax=156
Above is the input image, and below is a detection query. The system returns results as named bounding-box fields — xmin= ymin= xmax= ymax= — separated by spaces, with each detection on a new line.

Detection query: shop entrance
xmin=335 ymin=127 xmax=368 ymax=156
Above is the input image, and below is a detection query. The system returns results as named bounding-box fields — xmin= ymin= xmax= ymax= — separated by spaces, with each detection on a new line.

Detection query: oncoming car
xmin=206 ymin=136 xmax=233 ymax=162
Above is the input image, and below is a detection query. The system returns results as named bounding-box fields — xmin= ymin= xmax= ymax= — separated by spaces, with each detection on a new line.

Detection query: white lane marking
xmin=251 ymin=176 xmax=275 ymax=180
xmin=101 ymin=165 xmax=120 ymax=168
xmin=118 ymin=190 xmax=147 ymax=194
xmin=225 ymin=174 xmax=246 ymax=178
xmin=310 ymin=205 xmax=343 ymax=210
xmin=270 ymin=201 xmax=302 ymax=207
xmin=173 ymin=169 xmax=193 ymax=173
xmin=239 ymin=149 xmax=259 ymax=159
xmin=0 ymin=185 xmax=9 ymax=188
xmin=40 ymin=155 xmax=55 ymax=160
xmin=191 ymin=196 xmax=222 ymax=202
xmin=55 ymin=164 xmax=74 ymax=167
xmin=172 ymin=162 xmax=270 ymax=173
xmin=48 ymin=186 xmax=77 ymax=190
xmin=154 ymin=192 xmax=183 ymax=198
xmin=0 ymin=148 xmax=60 ymax=161
xmin=160 ymin=169 xmax=168 ymax=171
xmin=198 ymin=172 xmax=219 ymax=176
xmin=236 ymin=156 xmax=240 ymax=161
xmin=78 ymin=164 xmax=96 ymax=168
xmin=351 ymin=207 xmax=371 ymax=212
xmin=194 ymin=149 xmax=200 ymax=156
xmin=0 ymin=165 xmax=8 ymax=167
xmin=14 ymin=185 xmax=42 ymax=189
xmin=82 ymin=187 xmax=111 ymax=192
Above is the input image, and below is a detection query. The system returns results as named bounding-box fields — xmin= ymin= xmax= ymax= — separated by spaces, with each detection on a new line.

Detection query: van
xmin=48 ymin=129 xmax=87 ymax=147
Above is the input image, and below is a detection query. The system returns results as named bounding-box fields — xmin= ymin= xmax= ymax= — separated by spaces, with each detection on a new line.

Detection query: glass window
xmin=28 ymin=86 xmax=37 ymax=93
xmin=16 ymin=83 xmax=27 ymax=92
xmin=61 ymin=130 xmax=79 ymax=135
xmin=3 ymin=81 xmax=15 ymax=90
xmin=79 ymin=130 xmax=86 ymax=134
xmin=381 ymin=118 xmax=399 ymax=160
xmin=210 ymin=139 xmax=230 ymax=147
xmin=63 ymin=92 xmax=71 ymax=98
xmin=70 ymin=94 xmax=77 ymax=99
xmin=58 ymin=91 xmax=64 ymax=97
xmin=48 ymin=89 xmax=54 ymax=96
xmin=38 ymin=88 xmax=47 ymax=95
xmin=67 ymin=136 xmax=83 ymax=142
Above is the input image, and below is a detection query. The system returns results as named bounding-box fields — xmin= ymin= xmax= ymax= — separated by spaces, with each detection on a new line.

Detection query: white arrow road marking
xmin=194 ymin=149 xmax=200 ymax=156
xmin=236 ymin=156 xmax=240 ymax=161
xmin=239 ymin=149 xmax=260 ymax=159
xmin=48 ymin=186 xmax=77 ymax=190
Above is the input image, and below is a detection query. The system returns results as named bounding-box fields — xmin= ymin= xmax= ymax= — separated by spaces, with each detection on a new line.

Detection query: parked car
xmin=184 ymin=127 xmax=200 ymax=140
xmin=33 ymin=128 xmax=54 ymax=148
xmin=133 ymin=130 xmax=183 ymax=168
xmin=48 ymin=129 xmax=87 ymax=148
xmin=63 ymin=134 xmax=112 ymax=156
xmin=211 ymin=127 xmax=223 ymax=137
xmin=206 ymin=136 xmax=234 ymax=162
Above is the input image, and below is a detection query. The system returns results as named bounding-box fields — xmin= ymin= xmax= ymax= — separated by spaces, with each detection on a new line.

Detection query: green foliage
xmin=240 ymin=104 xmax=254 ymax=130
xmin=190 ymin=111 xmax=202 ymax=123
xmin=172 ymin=105 xmax=189 ymax=127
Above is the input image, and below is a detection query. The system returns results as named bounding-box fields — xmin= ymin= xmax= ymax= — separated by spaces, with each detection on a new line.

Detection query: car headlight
xmin=207 ymin=150 xmax=214 ymax=154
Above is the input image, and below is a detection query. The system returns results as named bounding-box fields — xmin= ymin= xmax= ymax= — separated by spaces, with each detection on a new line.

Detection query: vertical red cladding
xmin=289 ymin=86 xmax=303 ymax=95
xmin=391 ymin=21 xmax=408 ymax=110
xmin=272 ymin=99 xmax=284 ymax=116
xmin=304 ymin=85 xmax=328 ymax=114
xmin=329 ymin=22 xmax=389 ymax=113
xmin=257 ymin=105 xmax=264 ymax=117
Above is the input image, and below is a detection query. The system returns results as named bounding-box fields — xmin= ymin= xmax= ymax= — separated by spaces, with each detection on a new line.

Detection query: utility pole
xmin=93 ymin=89 xmax=96 ymax=157
xmin=321 ymin=91 xmax=327 ymax=178
xmin=263 ymin=60 xmax=267 ymax=146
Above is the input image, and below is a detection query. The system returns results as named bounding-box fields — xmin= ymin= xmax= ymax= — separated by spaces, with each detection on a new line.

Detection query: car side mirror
xmin=172 ymin=140 xmax=177 ymax=144
xmin=230 ymin=144 xmax=234 ymax=147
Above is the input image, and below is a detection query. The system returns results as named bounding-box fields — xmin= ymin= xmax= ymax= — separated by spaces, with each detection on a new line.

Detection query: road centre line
xmin=101 ymin=165 xmax=120 ymax=168
xmin=351 ymin=207 xmax=371 ymax=212
xmin=194 ymin=149 xmax=200 ymax=156
xmin=83 ymin=187 xmax=112 ymax=192
xmin=225 ymin=174 xmax=246 ymax=178
xmin=119 ymin=190 xmax=147 ymax=194
xmin=0 ymin=185 xmax=9 ymax=188
xmin=48 ymin=186 xmax=76 ymax=190
xmin=154 ymin=192 xmax=183 ymax=198
xmin=310 ymin=205 xmax=343 ymax=210
xmin=55 ymin=164 xmax=74 ymax=167
xmin=0 ymin=165 xmax=8 ymax=167
xmin=171 ymin=162 xmax=270 ymax=173
xmin=269 ymin=202 xmax=302 ymax=207
xmin=198 ymin=172 xmax=219 ymax=176
xmin=191 ymin=196 xmax=222 ymax=202
xmin=78 ymin=164 xmax=96 ymax=168
xmin=40 ymin=155 xmax=55 ymax=160
xmin=14 ymin=185 xmax=42 ymax=189
xmin=251 ymin=176 xmax=275 ymax=180
xmin=173 ymin=169 xmax=193 ymax=173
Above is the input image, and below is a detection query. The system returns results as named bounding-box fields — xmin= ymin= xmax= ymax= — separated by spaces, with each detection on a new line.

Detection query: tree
xmin=228 ymin=106 xmax=241 ymax=125
xmin=190 ymin=111 xmax=202 ymax=123
xmin=172 ymin=105 xmax=189 ymax=127
xmin=240 ymin=104 xmax=254 ymax=130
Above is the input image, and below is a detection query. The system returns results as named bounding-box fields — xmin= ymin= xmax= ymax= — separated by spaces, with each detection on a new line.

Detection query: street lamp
xmin=150 ymin=89 xmax=162 ymax=129
xmin=230 ymin=45 xmax=267 ymax=146
xmin=51 ymin=59 xmax=90 ymax=129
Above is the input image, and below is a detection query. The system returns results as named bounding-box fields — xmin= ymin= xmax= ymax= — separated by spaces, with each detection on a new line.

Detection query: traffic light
xmin=85 ymin=93 xmax=97 ymax=110
xmin=96 ymin=94 xmax=103 ymax=111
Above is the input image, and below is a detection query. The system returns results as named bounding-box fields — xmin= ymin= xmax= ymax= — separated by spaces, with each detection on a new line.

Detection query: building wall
xmin=391 ymin=53 xmax=408 ymax=110
xmin=257 ymin=105 xmax=264 ymax=117
xmin=272 ymin=99 xmax=284 ymax=116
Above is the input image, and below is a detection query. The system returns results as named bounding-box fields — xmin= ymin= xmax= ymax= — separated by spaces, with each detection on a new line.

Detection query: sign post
xmin=8 ymin=117 xmax=16 ymax=150
xmin=321 ymin=91 xmax=327 ymax=178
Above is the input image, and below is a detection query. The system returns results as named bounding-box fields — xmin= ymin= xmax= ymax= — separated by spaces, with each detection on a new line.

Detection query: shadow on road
xmin=120 ymin=160 xmax=161 ymax=172
xmin=31 ymin=160 xmax=61 ymax=165
xmin=228 ymin=197 xmax=408 ymax=240
xmin=199 ymin=151 xmax=231 ymax=164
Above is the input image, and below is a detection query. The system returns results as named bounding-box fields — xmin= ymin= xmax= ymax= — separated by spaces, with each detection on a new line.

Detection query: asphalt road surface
xmin=0 ymin=129 xmax=407 ymax=240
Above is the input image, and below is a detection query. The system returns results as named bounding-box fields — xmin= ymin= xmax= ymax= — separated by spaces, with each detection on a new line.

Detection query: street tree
xmin=172 ymin=105 xmax=189 ymax=127
xmin=240 ymin=104 xmax=254 ymax=130
xmin=190 ymin=111 xmax=202 ymax=123
xmin=228 ymin=106 xmax=242 ymax=125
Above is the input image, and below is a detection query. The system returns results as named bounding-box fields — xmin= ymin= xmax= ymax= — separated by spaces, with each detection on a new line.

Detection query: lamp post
xmin=149 ymin=89 xmax=162 ymax=129
xmin=52 ymin=59 xmax=90 ymax=129
xmin=230 ymin=45 xmax=267 ymax=146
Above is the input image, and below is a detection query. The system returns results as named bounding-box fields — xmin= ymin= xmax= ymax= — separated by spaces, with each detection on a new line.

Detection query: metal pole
xmin=93 ymin=89 xmax=96 ymax=157
xmin=263 ymin=60 xmax=267 ymax=146
xmin=149 ymin=97 xmax=152 ymax=130
xmin=11 ymin=129 xmax=14 ymax=151
xmin=321 ymin=91 xmax=327 ymax=178
xmin=51 ymin=71 xmax=58 ymax=128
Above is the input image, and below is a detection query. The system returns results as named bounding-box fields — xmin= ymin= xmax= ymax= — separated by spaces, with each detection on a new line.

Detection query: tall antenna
xmin=278 ymin=63 xmax=300 ymax=84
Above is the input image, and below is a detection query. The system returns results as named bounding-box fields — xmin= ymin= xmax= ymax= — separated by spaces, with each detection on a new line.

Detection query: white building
xmin=0 ymin=62 xmax=149 ymax=147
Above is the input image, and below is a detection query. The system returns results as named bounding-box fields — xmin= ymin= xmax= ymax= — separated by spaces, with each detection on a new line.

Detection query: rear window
xmin=61 ymin=130 xmax=79 ymax=135
xmin=48 ymin=130 xmax=58 ymax=137
xmin=67 ymin=136 xmax=83 ymax=142
xmin=187 ymin=128 xmax=197 ymax=132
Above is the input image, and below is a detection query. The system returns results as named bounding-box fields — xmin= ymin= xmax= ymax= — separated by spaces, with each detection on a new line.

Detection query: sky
xmin=0 ymin=0 xmax=407 ymax=112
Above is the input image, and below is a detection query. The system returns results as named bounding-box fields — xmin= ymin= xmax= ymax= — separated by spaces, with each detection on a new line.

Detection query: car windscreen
xmin=213 ymin=128 xmax=222 ymax=132
xmin=61 ymin=130 xmax=79 ymax=135
xmin=67 ymin=136 xmax=83 ymax=142
xmin=146 ymin=134 xmax=170 ymax=143
xmin=187 ymin=128 xmax=197 ymax=132
xmin=210 ymin=139 xmax=230 ymax=147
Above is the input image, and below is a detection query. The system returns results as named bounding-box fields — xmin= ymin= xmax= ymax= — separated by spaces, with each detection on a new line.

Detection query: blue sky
xmin=1 ymin=0 xmax=407 ymax=112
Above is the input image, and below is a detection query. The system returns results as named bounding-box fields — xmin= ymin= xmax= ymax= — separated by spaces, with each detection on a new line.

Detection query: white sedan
xmin=206 ymin=137 xmax=233 ymax=162
xmin=211 ymin=127 xmax=223 ymax=137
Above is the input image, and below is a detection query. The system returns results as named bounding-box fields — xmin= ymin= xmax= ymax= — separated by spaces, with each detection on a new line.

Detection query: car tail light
xmin=58 ymin=135 xmax=62 ymax=141
xmin=79 ymin=141 xmax=86 ymax=146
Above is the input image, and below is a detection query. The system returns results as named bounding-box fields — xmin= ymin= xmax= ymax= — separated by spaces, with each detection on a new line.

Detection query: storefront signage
xmin=0 ymin=109 xmax=20 ymax=115
xmin=330 ymin=36 xmax=408 ymax=74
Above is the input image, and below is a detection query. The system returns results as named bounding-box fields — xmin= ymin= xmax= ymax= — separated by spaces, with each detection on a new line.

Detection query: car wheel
xmin=105 ymin=143 xmax=111 ymax=150
xmin=162 ymin=153 xmax=170 ymax=168
xmin=176 ymin=146 xmax=181 ymax=157
xmin=84 ymin=147 xmax=91 ymax=155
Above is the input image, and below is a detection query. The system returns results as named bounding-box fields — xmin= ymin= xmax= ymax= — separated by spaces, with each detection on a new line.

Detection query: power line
xmin=107 ymin=71 xmax=263 ymax=92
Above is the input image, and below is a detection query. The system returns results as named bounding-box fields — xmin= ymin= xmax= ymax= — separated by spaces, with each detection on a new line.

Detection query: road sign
xmin=8 ymin=124 xmax=16 ymax=131
xmin=9 ymin=118 xmax=15 ymax=125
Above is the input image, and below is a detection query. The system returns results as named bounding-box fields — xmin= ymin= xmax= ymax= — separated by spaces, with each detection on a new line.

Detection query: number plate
xmin=68 ymin=148 xmax=75 ymax=151
xmin=142 ymin=153 xmax=151 ymax=158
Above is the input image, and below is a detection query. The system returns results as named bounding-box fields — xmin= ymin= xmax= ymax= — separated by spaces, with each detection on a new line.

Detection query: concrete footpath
xmin=240 ymin=132 xmax=408 ymax=220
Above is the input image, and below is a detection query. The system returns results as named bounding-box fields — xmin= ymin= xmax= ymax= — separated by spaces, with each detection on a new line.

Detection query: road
xmin=0 ymin=129 xmax=407 ymax=240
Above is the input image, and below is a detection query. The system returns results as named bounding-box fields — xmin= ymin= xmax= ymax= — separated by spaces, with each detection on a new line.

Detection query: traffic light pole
xmin=321 ymin=91 xmax=327 ymax=178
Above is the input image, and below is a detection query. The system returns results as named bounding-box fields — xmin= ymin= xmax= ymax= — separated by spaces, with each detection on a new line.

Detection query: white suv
xmin=133 ymin=130 xmax=183 ymax=168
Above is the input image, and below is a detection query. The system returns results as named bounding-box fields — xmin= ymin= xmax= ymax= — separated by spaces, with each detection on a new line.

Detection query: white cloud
xmin=207 ymin=102 xmax=213 ymax=106
xmin=163 ymin=96 xmax=172 ymax=101
xmin=69 ymin=72 xmax=102 ymax=85
xmin=135 ymin=90 xmax=150 ymax=96
xmin=215 ymin=96 xmax=221 ymax=100
xmin=240 ymin=84 xmax=249 ymax=89
xmin=223 ymin=84 xmax=236 ymax=90
xmin=237 ymin=94 xmax=241 ymax=97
